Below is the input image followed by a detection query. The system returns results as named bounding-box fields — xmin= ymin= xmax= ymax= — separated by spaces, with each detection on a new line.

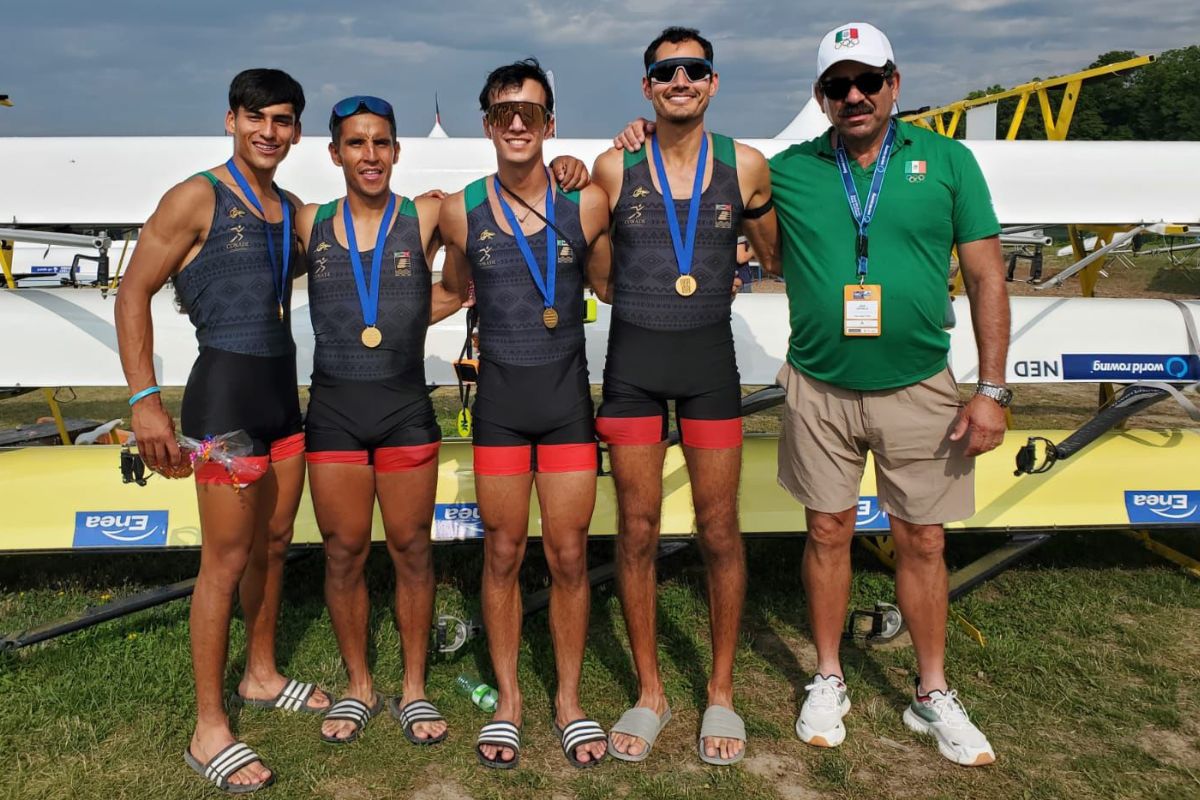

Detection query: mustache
xmin=840 ymin=102 xmax=874 ymax=117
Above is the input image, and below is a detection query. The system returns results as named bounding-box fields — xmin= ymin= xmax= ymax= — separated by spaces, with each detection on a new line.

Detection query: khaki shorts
xmin=776 ymin=363 xmax=974 ymax=525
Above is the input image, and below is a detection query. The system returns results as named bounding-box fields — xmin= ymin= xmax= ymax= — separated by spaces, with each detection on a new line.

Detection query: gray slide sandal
xmin=608 ymin=706 xmax=672 ymax=763
xmin=697 ymin=705 xmax=747 ymax=766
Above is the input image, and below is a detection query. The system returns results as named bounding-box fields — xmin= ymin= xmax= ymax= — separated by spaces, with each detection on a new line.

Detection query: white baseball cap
xmin=816 ymin=22 xmax=895 ymax=80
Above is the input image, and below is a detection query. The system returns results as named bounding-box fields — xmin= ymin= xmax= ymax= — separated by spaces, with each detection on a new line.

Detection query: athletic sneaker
xmin=902 ymin=688 xmax=996 ymax=766
xmin=795 ymin=673 xmax=851 ymax=747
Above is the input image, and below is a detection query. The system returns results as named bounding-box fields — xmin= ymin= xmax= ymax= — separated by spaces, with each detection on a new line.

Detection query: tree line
xmin=961 ymin=46 xmax=1199 ymax=141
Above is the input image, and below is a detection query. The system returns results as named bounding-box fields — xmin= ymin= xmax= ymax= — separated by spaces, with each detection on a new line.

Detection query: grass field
xmin=1 ymin=254 xmax=1198 ymax=799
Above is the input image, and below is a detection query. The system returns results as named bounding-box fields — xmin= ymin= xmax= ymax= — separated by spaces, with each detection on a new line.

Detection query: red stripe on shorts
xmin=195 ymin=456 xmax=270 ymax=485
xmin=305 ymin=450 xmax=370 ymax=466
xmin=473 ymin=445 xmax=532 ymax=476
xmin=374 ymin=442 xmax=440 ymax=473
xmin=679 ymin=418 xmax=742 ymax=449
xmin=536 ymin=442 xmax=597 ymax=473
xmin=595 ymin=415 xmax=663 ymax=446
xmin=270 ymin=432 xmax=306 ymax=462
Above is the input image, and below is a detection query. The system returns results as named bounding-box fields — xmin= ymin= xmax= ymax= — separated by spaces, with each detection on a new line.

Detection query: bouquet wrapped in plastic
xmin=178 ymin=430 xmax=266 ymax=487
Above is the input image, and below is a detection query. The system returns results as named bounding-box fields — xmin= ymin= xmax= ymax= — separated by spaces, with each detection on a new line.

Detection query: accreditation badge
xmin=843 ymin=284 xmax=882 ymax=337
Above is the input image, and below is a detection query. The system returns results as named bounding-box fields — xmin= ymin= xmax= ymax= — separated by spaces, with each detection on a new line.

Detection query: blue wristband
xmin=128 ymin=386 xmax=161 ymax=406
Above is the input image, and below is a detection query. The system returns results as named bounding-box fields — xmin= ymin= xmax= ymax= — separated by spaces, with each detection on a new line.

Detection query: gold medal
xmin=675 ymin=275 xmax=697 ymax=297
xmin=278 ymin=302 xmax=285 ymax=321
xmin=361 ymin=326 xmax=382 ymax=348
xmin=542 ymin=307 xmax=559 ymax=329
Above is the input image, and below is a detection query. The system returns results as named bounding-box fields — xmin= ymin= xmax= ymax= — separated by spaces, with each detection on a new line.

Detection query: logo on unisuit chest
xmin=312 ymin=255 xmax=329 ymax=278
xmin=625 ymin=203 xmax=646 ymax=225
xmin=315 ymin=241 xmax=331 ymax=252
xmin=228 ymin=207 xmax=246 ymax=219
xmin=905 ymin=161 xmax=927 ymax=183
xmin=478 ymin=229 xmax=496 ymax=241
xmin=394 ymin=250 xmax=412 ymax=276
xmin=226 ymin=224 xmax=248 ymax=250
xmin=715 ymin=203 xmax=733 ymax=229
xmin=632 ymin=185 xmax=650 ymax=198
xmin=557 ymin=239 xmax=574 ymax=263
xmin=477 ymin=245 xmax=494 ymax=266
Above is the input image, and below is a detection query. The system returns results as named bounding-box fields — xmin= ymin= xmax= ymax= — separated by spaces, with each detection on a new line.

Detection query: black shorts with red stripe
xmin=304 ymin=376 xmax=441 ymax=473
xmin=596 ymin=317 xmax=742 ymax=449
xmin=181 ymin=347 xmax=305 ymax=485
xmin=471 ymin=350 xmax=597 ymax=476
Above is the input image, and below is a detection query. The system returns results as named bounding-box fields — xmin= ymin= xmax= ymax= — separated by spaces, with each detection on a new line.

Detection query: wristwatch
xmin=975 ymin=381 xmax=1014 ymax=408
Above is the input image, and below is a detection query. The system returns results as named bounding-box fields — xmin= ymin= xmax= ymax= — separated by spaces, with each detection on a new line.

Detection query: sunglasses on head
xmin=646 ymin=57 xmax=714 ymax=84
xmin=819 ymin=68 xmax=894 ymax=101
xmin=331 ymin=95 xmax=394 ymax=120
xmin=484 ymin=100 xmax=551 ymax=130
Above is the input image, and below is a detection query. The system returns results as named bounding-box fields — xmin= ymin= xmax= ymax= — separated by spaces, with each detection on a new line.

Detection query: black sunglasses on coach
xmin=646 ymin=57 xmax=714 ymax=84
xmin=819 ymin=68 xmax=894 ymax=101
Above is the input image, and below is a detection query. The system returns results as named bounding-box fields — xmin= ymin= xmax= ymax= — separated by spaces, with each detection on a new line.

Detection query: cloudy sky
xmin=2 ymin=1 xmax=1196 ymax=139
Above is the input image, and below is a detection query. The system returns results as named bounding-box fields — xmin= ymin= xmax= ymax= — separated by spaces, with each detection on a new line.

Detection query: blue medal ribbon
xmin=225 ymin=158 xmax=292 ymax=317
xmin=493 ymin=170 xmax=556 ymax=311
xmin=650 ymin=131 xmax=708 ymax=281
xmin=342 ymin=192 xmax=397 ymax=330
xmin=833 ymin=121 xmax=897 ymax=283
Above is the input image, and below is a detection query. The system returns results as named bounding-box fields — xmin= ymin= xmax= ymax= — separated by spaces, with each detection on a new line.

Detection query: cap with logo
xmin=816 ymin=22 xmax=895 ymax=80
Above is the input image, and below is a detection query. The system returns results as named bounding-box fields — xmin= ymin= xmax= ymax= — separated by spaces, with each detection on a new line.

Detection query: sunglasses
xmin=818 ymin=68 xmax=894 ymax=101
xmin=484 ymin=101 xmax=551 ymax=130
xmin=331 ymin=95 xmax=394 ymax=120
xmin=646 ymin=57 xmax=714 ymax=84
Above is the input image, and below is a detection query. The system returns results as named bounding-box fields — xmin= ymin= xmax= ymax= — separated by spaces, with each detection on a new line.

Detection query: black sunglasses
xmin=646 ymin=57 xmax=714 ymax=84
xmin=819 ymin=68 xmax=894 ymax=101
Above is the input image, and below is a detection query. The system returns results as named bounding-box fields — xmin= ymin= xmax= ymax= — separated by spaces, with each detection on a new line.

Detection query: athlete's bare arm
xmin=284 ymin=190 xmax=310 ymax=277
xmin=578 ymin=181 xmax=612 ymax=303
xmin=734 ymin=143 xmax=780 ymax=276
xmin=114 ymin=175 xmax=215 ymax=472
xmin=584 ymin=149 xmax=624 ymax=303
xmin=437 ymin=191 xmax=472 ymax=305
xmin=294 ymin=202 xmax=319 ymax=254
xmin=418 ymin=194 xmax=464 ymax=324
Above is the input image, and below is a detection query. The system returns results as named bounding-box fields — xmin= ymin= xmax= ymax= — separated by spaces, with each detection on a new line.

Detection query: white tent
xmin=774 ymin=97 xmax=829 ymax=140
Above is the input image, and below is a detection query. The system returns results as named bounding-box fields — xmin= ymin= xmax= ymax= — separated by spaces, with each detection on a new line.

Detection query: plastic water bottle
xmin=456 ymin=674 xmax=498 ymax=712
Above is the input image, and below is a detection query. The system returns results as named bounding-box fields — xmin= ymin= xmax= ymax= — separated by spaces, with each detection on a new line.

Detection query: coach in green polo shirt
xmin=772 ymin=22 xmax=1009 ymax=768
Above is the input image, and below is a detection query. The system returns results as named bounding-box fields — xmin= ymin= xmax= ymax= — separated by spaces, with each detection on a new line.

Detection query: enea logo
xmin=855 ymin=496 xmax=890 ymax=531
xmin=1125 ymin=492 xmax=1200 ymax=524
xmin=433 ymin=503 xmax=484 ymax=541
xmin=73 ymin=511 xmax=169 ymax=548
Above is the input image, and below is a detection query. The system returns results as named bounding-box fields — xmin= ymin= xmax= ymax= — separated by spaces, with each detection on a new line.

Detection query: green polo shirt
xmin=769 ymin=119 xmax=1000 ymax=391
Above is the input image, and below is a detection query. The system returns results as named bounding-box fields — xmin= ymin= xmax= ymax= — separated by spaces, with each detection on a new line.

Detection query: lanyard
xmin=494 ymin=170 xmax=556 ymax=310
xmin=225 ymin=158 xmax=292 ymax=315
xmin=834 ymin=121 xmax=896 ymax=283
xmin=342 ymin=193 xmax=397 ymax=329
xmin=650 ymin=131 xmax=708 ymax=278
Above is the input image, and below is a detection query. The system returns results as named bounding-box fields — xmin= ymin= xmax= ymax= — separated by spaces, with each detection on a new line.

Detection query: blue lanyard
xmin=651 ymin=132 xmax=708 ymax=279
xmin=494 ymin=170 xmax=556 ymax=310
xmin=342 ymin=193 xmax=396 ymax=329
xmin=225 ymin=158 xmax=292 ymax=315
xmin=834 ymin=121 xmax=896 ymax=282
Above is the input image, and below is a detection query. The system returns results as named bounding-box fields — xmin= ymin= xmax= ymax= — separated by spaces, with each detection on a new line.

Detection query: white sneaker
xmin=795 ymin=674 xmax=851 ymax=747
xmin=902 ymin=688 xmax=996 ymax=766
